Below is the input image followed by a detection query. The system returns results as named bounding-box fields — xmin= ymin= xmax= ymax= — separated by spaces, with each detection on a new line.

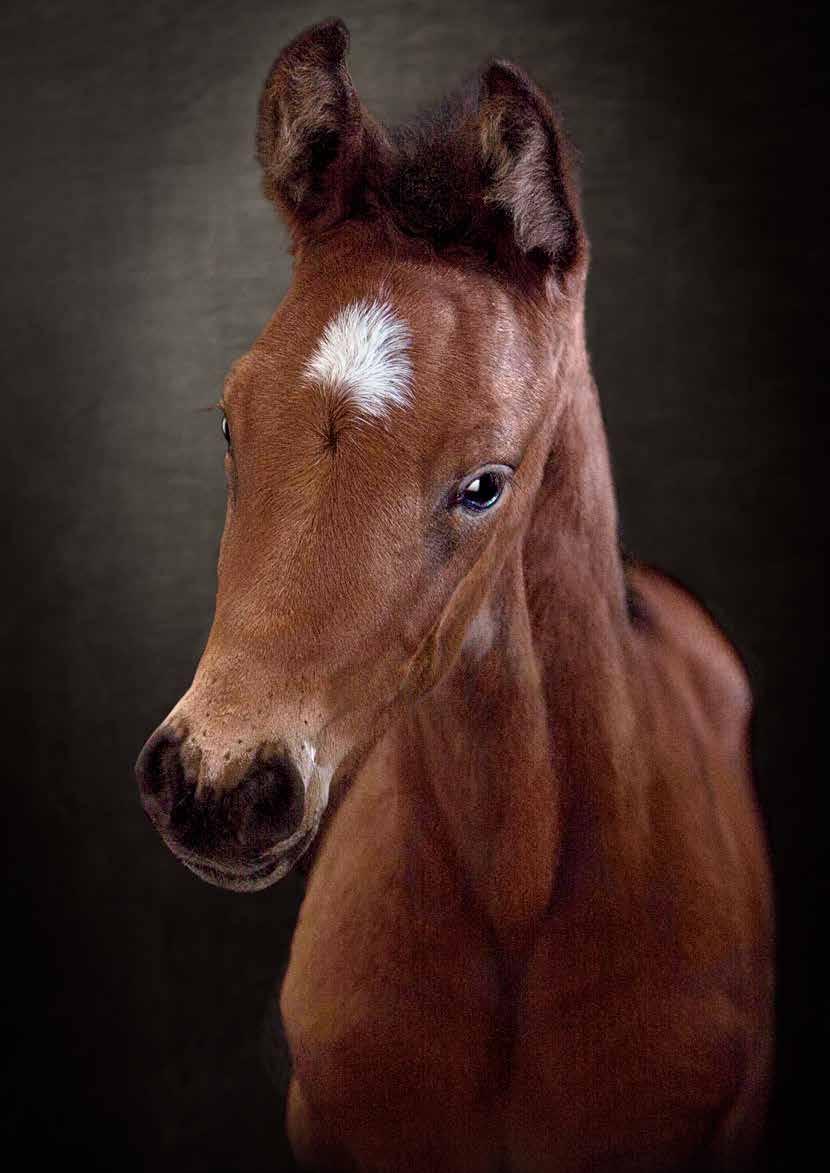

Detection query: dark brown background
xmin=1 ymin=1 xmax=823 ymax=1169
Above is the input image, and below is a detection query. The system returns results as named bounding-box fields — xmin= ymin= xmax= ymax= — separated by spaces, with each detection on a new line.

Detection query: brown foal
xmin=136 ymin=20 xmax=773 ymax=1172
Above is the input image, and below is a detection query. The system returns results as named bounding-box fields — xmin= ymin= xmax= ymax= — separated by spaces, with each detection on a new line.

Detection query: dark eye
xmin=458 ymin=469 xmax=505 ymax=512
xmin=221 ymin=413 xmax=231 ymax=448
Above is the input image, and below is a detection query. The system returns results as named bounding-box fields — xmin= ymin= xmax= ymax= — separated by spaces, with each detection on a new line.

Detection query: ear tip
xmin=314 ymin=16 xmax=350 ymax=55
xmin=480 ymin=58 xmax=532 ymax=99
xmin=259 ymin=18 xmax=352 ymax=117
xmin=289 ymin=17 xmax=350 ymax=64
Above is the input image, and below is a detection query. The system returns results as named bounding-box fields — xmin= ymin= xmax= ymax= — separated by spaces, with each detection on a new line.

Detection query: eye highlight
xmin=221 ymin=413 xmax=231 ymax=449
xmin=454 ymin=466 xmax=510 ymax=513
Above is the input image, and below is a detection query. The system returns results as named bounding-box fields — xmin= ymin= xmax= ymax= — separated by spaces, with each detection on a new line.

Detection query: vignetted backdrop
xmin=1 ymin=1 xmax=822 ymax=1168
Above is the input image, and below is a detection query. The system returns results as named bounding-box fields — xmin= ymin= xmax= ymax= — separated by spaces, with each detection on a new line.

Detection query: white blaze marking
xmin=303 ymin=296 xmax=413 ymax=417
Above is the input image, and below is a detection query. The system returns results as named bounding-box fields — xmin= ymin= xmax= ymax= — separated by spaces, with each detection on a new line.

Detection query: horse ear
xmin=474 ymin=60 xmax=582 ymax=278
xmin=256 ymin=19 xmax=389 ymax=242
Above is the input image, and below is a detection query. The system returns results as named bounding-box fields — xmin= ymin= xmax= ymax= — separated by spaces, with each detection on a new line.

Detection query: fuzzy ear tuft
xmin=476 ymin=59 xmax=582 ymax=275
xmin=256 ymin=20 xmax=390 ymax=241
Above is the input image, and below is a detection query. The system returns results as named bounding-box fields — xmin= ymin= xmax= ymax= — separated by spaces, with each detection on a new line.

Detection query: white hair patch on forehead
xmin=303 ymin=296 xmax=413 ymax=417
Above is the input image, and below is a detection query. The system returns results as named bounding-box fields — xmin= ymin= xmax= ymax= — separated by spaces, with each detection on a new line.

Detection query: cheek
xmin=224 ymin=454 xmax=237 ymax=506
xmin=425 ymin=515 xmax=461 ymax=567
xmin=216 ymin=502 xmax=235 ymax=579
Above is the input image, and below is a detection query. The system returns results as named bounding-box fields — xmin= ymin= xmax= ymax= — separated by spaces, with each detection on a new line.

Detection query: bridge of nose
xmin=173 ymin=660 xmax=324 ymax=771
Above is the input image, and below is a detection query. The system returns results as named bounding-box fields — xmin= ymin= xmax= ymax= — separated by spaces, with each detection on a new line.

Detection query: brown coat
xmin=137 ymin=19 xmax=773 ymax=1172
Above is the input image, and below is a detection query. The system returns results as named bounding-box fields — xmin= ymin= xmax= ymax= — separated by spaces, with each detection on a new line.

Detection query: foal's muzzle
xmin=135 ymin=727 xmax=307 ymax=887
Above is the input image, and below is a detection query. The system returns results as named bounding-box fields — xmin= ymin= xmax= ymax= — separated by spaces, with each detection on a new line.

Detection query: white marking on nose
xmin=303 ymin=295 xmax=413 ymax=418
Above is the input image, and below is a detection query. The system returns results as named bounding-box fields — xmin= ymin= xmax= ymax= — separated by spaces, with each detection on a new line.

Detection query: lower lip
xmin=181 ymin=828 xmax=316 ymax=890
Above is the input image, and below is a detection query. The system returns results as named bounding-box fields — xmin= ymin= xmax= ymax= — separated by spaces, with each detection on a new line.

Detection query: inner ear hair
xmin=477 ymin=60 xmax=582 ymax=275
xmin=256 ymin=19 xmax=390 ymax=239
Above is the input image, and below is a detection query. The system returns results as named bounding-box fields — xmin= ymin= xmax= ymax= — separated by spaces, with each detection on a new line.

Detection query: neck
xmin=402 ymin=314 xmax=635 ymax=955
xmin=406 ymin=551 xmax=557 ymax=957
xmin=525 ymin=309 xmax=633 ymax=780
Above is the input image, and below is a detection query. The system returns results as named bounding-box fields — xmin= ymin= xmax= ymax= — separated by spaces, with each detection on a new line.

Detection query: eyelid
xmin=457 ymin=463 xmax=513 ymax=491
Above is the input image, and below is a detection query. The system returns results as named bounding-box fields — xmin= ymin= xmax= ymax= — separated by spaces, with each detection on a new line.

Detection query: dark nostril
xmin=234 ymin=750 xmax=305 ymax=847
xmin=137 ymin=732 xmax=305 ymax=862
xmin=135 ymin=727 xmax=187 ymax=819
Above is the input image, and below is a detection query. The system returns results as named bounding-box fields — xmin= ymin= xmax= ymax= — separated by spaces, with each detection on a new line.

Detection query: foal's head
xmin=136 ymin=19 xmax=586 ymax=889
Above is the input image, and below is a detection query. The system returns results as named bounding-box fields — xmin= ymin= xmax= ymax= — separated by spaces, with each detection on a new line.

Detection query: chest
xmin=281 ymin=781 xmax=506 ymax=1171
xmin=280 ymin=778 xmax=741 ymax=1173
